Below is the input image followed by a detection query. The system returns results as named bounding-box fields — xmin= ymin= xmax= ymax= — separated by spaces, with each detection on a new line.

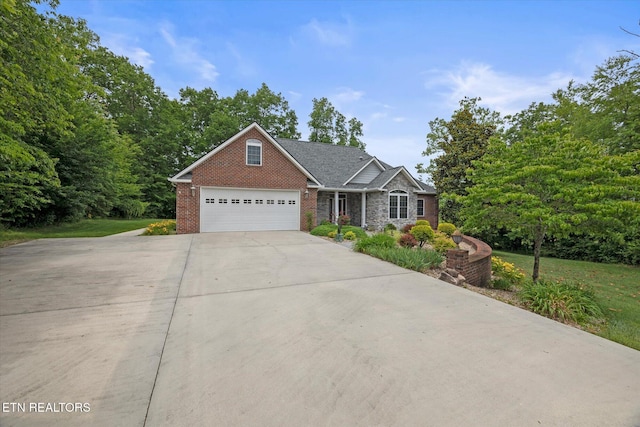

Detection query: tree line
xmin=1 ymin=0 xmax=364 ymax=227
xmin=419 ymin=55 xmax=640 ymax=272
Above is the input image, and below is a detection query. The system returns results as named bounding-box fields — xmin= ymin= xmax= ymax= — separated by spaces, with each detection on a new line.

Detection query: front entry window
xmin=389 ymin=190 xmax=408 ymax=219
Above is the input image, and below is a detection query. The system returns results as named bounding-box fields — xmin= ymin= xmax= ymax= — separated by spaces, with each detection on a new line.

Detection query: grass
xmin=0 ymin=218 xmax=166 ymax=247
xmin=494 ymin=250 xmax=640 ymax=351
xmin=364 ymin=246 xmax=443 ymax=272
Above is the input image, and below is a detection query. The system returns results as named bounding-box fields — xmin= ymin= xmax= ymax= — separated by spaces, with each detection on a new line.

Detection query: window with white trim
xmin=417 ymin=199 xmax=425 ymax=217
xmin=389 ymin=190 xmax=408 ymax=219
xmin=246 ymin=139 xmax=262 ymax=166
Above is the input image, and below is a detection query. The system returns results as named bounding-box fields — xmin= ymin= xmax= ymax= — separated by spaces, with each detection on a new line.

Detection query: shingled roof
xmin=276 ymin=138 xmax=435 ymax=194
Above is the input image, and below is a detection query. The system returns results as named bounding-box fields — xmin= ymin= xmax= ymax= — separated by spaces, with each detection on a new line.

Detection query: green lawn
xmin=494 ymin=250 xmax=640 ymax=351
xmin=0 ymin=218 xmax=166 ymax=247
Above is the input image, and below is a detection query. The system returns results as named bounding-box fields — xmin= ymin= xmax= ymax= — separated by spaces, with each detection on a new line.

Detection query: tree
xmin=348 ymin=117 xmax=365 ymax=149
xmin=417 ymin=97 xmax=502 ymax=224
xmin=308 ymin=97 xmax=365 ymax=148
xmin=240 ymin=83 xmax=300 ymax=139
xmin=308 ymin=97 xmax=336 ymax=143
xmin=460 ymin=127 xmax=640 ymax=281
xmin=553 ymin=55 xmax=639 ymax=155
xmin=0 ymin=137 xmax=60 ymax=225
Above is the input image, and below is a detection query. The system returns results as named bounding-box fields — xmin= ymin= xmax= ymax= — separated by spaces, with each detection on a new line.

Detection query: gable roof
xmin=169 ymin=123 xmax=320 ymax=185
xmin=169 ymin=122 xmax=435 ymax=194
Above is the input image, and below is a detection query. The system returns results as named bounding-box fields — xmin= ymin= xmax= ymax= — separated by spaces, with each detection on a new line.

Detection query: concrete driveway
xmin=1 ymin=232 xmax=639 ymax=426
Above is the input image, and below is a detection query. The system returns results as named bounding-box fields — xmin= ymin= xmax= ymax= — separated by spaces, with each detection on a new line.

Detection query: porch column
xmin=361 ymin=192 xmax=366 ymax=227
xmin=334 ymin=190 xmax=340 ymax=223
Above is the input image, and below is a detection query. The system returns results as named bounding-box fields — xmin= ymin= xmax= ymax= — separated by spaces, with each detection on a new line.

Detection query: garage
xmin=200 ymin=187 xmax=300 ymax=232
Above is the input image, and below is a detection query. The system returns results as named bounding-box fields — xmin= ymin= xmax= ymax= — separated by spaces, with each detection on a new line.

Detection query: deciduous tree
xmin=417 ymin=97 xmax=502 ymax=224
xmin=308 ymin=97 xmax=365 ymax=148
xmin=461 ymin=127 xmax=640 ymax=281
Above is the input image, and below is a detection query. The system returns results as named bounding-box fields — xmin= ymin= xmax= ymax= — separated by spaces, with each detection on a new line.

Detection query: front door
xmin=330 ymin=194 xmax=347 ymax=219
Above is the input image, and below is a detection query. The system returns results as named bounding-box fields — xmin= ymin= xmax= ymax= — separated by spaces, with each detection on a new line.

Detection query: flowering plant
xmin=491 ymin=256 xmax=525 ymax=289
xmin=337 ymin=213 xmax=350 ymax=233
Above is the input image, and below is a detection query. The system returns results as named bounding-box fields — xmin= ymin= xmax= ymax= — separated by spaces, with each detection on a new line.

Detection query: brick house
xmin=169 ymin=123 xmax=438 ymax=234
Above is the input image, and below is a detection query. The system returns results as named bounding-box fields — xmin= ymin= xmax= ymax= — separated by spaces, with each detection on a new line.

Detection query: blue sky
xmin=51 ymin=0 xmax=639 ymax=179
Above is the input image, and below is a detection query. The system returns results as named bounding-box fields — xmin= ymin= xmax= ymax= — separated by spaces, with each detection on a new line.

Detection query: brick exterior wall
xmin=175 ymin=127 xmax=317 ymax=234
xmin=417 ymin=194 xmax=438 ymax=229
xmin=446 ymin=235 xmax=492 ymax=287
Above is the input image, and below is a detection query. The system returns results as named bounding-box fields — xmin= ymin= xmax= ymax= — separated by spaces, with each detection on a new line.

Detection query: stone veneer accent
xmin=366 ymin=173 xmax=418 ymax=231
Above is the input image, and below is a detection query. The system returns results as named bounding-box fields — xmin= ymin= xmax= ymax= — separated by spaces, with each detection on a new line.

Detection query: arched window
xmin=389 ymin=190 xmax=408 ymax=219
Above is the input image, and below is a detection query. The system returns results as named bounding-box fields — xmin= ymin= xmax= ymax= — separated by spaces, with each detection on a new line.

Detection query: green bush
xmin=432 ymin=231 xmax=456 ymax=254
xmin=320 ymin=219 xmax=332 ymax=226
xmin=115 ymin=199 xmax=148 ymax=219
xmin=328 ymin=230 xmax=337 ymax=238
xmin=410 ymin=224 xmax=434 ymax=247
xmin=310 ymin=224 xmax=336 ymax=236
xmin=437 ymin=222 xmax=456 ymax=236
xmin=384 ymin=223 xmax=397 ymax=232
xmin=364 ymin=246 xmax=443 ymax=272
xmin=353 ymin=233 xmax=396 ymax=253
xmin=142 ymin=219 xmax=176 ymax=235
xmin=519 ymin=279 xmax=604 ymax=324
xmin=415 ymin=220 xmax=430 ymax=227
xmin=310 ymin=224 xmax=367 ymax=238
xmin=344 ymin=231 xmax=356 ymax=240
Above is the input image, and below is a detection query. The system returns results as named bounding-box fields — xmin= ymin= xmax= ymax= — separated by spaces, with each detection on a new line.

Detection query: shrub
xmin=320 ymin=219 xmax=332 ymax=226
xmin=431 ymin=231 xmax=456 ymax=254
xmin=142 ymin=219 xmax=176 ymax=235
xmin=398 ymin=233 xmax=417 ymax=248
xmin=328 ymin=231 xmax=337 ymax=238
xmin=354 ymin=233 xmax=396 ymax=253
xmin=115 ymin=199 xmax=148 ymax=219
xmin=491 ymin=256 xmax=525 ymax=290
xmin=437 ymin=222 xmax=456 ymax=236
xmin=402 ymin=223 xmax=415 ymax=233
xmin=410 ymin=224 xmax=434 ymax=247
xmin=305 ymin=211 xmax=314 ymax=231
xmin=384 ymin=223 xmax=397 ymax=232
xmin=365 ymin=246 xmax=443 ymax=272
xmin=519 ymin=279 xmax=603 ymax=324
xmin=415 ymin=220 xmax=430 ymax=227
xmin=344 ymin=231 xmax=356 ymax=240
xmin=310 ymin=224 xmax=336 ymax=236
xmin=310 ymin=224 xmax=367 ymax=239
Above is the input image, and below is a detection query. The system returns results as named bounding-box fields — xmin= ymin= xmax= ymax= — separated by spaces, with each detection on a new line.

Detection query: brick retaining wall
xmin=446 ymin=235 xmax=492 ymax=287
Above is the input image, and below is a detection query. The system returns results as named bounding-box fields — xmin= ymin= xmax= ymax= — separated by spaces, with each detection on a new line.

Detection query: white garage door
xmin=200 ymin=187 xmax=300 ymax=232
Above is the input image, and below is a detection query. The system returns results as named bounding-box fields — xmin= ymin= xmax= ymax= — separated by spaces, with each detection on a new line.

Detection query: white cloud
xmin=101 ymin=34 xmax=154 ymax=69
xmin=159 ymin=21 xmax=219 ymax=82
xmin=127 ymin=47 xmax=154 ymax=69
xmin=288 ymin=91 xmax=303 ymax=102
xmin=392 ymin=117 xmax=406 ymax=123
xmin=425 ymin=61 xmax=577 ymax=116
xmin=226 ymin=42 xmax=256 ymax=78
xmin=331 ymin=87 xmax=365 ymax=105
xmin=302 ymin=18 xmax=353 ymax=47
